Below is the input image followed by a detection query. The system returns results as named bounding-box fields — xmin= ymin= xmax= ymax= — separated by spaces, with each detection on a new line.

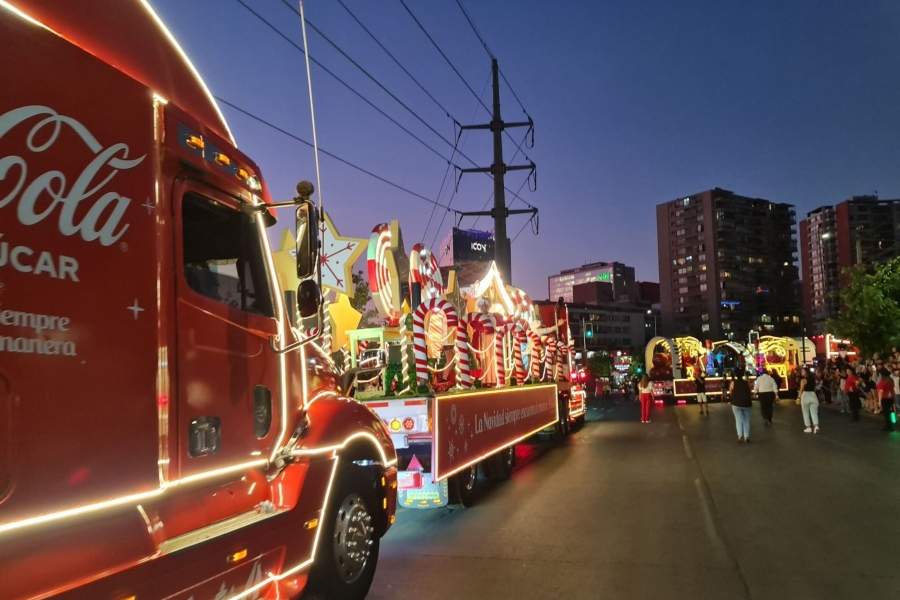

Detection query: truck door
xmin=173 ymin=180 xmax=282 ymax=481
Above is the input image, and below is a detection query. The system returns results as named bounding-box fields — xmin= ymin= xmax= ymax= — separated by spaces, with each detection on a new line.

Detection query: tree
xmin=350 ymin=270 xmax=379 ymax=327
xmin=829 ymin=257 xmax=900 ymax=357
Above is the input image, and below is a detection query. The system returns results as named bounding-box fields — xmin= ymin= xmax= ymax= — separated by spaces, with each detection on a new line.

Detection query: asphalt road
xmin=368 ymin=397 xmax=900 ymax=599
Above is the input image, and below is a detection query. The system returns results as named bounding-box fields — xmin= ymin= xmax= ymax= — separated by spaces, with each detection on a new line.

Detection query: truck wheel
xmin=555 ymin=399 xmax=570 ymax=439
xmin=305 ymin=464 xmax=380 ymax=600
xmin=490 ymin=446 xmax=515 ymax=481
xmin=450 ymin=464 xmax=479 ymax=507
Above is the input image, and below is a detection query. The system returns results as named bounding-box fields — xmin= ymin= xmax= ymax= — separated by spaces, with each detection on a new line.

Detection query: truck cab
xmin=0 ymin=2 xmax=395 ymax=598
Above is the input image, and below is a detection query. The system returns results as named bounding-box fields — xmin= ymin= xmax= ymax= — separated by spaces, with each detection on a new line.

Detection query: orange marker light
xmin=185 ymin=134 xmax=204 ymax=150
xmin=228 ymin=548 xmax=248 ymax=564
xmin=228 ymin=548 xmax=247 ymax=565
xmin=214 ymin=152 xmax=231 ymax=166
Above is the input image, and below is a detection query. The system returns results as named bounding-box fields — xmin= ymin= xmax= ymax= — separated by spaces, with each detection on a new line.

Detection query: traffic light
xmin=585 ymin=329 xmax=593 ymax=338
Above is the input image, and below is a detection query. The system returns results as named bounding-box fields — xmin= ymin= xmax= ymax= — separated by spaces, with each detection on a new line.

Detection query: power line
xmin=234 ymin=0 xmax=452 ymax=167
xmin=454 ymin=0 xmax=493 ymax=59
xmin=454 ymin=0 xmax=531 ymax=119
xmin=400 ymin=0 xmax=535 ymax=166
xmin=335 ymin=0 xmax=456 ymax=121
xmin=398 ymin=0 xmax=491 ymax=116
xmin=216 ymin=96 xmax=455 ymax=212
xmin=280 ymin=0 xmax=461 ymax=149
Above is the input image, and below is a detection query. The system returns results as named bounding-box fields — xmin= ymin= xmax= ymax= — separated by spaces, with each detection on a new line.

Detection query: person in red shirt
xmin=844 ymin=367 xmax=861 ymax=422
xmin=876 ymin=369 xmax=895 ymax=432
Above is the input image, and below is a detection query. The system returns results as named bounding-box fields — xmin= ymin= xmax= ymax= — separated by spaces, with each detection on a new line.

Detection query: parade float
xmin=645 ymin=335 xmax=799 ymax=402
xmin=275 ymin=218 xmax=583 ymax=508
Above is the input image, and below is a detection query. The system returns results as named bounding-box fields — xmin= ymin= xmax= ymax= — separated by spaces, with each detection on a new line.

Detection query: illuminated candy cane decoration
xmin=557 ymin=343 xmax=568 ymax=382
xmin=543 ymin=335 xmax=558 ymax=382
xmin=409 ymin=243 xmax=444 ymax=303
xmin=456 ymin=315 xmax=473 ymax=389
xmin=509 ymin=320 xmax=528 ymax=385
xmin=527 ymin=330 xmax=543 ymax=381
xmin=367 ymin=223 xmax=403 ymax=326
xmin=468 ymin=313 xmax=505 ymax=387
xmin=399 ymin=317 xmax=411 ymax=393
xmin=412 ymin=298 xmax=458 ymax=386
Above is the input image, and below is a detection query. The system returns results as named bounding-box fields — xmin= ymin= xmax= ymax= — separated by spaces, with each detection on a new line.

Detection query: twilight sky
xmin=154 ymin=0 xmax=900 ymax=299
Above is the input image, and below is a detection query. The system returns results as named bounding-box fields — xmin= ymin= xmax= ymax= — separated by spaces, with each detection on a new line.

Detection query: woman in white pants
xmin=799 ymin=370 xmax=820 ymax=434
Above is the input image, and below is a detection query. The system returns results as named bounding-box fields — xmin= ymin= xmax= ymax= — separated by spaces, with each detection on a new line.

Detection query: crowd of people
xmin=629 ymin=354 xmax=899 ymax=442
xmin=811 ymin=353 xmax=899 ymax=431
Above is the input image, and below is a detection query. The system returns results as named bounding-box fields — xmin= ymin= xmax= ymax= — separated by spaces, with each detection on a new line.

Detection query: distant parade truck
xmin=0 ymin=2 xmax=397 ymax=598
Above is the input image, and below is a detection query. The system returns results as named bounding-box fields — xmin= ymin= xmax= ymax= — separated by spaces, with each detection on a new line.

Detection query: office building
xmin=657 ymin=188 xmax=800 ymax=340
xmin=799 ymin=195 xmax=900 ymax=334
xmin=548 ymin=261 xmax=636 ymax=303
xmin=567 ymin=302 xmax=653 ymax=356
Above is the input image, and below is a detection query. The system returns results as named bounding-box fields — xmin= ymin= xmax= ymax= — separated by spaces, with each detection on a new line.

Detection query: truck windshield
xmin=182 ymin=193 xmax=275 ymax=317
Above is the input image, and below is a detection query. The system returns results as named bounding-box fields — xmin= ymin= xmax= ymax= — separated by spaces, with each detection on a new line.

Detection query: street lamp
xmin=646 ymin=309 xmax=657 ymax=337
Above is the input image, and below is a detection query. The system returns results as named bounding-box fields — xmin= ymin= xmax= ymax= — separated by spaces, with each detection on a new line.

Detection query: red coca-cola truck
xmin=0 ymin=2 xmax=396 ymax=598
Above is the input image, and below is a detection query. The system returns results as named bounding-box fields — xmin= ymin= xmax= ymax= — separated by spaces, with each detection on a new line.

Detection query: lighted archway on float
xmin=644 ymin=336 xmax=681 ymax=379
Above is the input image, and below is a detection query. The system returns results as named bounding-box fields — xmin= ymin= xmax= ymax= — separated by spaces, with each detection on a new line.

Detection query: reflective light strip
xmin=0 ymin=0 xmax=55 ymax=31
xmin=226 ymin=456 xmax=341 ymax=600
xmin=137 ymin=0 xmax=236 ymax=146
xmin=252 ymin=194 xmax=294 ymax=462
xmin=292 ymin=431 xmax=397 ymax=467
xmin=433 ymin=385 xmax=559 ymax=481
xmin=0 ymin=428 xmax=394 ymax=537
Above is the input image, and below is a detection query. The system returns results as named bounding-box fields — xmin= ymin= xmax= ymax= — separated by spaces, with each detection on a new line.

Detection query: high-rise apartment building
xmin=799 ymin=196 xmax=900 ymax=333
xmin=548 ymin=261 xmax=636 ymax=303
xmin=657 ymin=188 xmax=800 ymax=340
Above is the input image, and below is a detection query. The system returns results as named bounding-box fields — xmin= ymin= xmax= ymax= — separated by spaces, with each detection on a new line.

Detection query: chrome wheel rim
xmin=332 ymin=493 xmax=374 ymax=583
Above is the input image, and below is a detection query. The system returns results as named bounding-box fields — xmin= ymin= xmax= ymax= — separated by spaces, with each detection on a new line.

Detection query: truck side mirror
xmin=297 ymin=279 xmax=322 ymax=319
xmin=294 ymin=181 xmax=319 ymax=280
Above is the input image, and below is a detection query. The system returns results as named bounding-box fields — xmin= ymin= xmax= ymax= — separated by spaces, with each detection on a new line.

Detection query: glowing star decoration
xmin=326 ymin=293 xmax=362 ymax=352
xmin=367 ymin=221 xmax=408 ymax=325
xmin=319 ymin=212 xmax=366 ymax=295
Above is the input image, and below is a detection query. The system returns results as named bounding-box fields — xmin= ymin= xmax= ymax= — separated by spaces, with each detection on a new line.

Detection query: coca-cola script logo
xmin=0 ymin=105 xmax=146 ymax=246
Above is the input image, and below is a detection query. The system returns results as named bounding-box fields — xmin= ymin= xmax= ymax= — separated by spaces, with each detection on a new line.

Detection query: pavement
xmin=368 ymin=397 xmax=900 ymax=599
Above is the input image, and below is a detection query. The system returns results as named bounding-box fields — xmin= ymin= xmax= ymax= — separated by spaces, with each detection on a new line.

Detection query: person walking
xmin=845 ymin=366 xmax=861 ymax=422
xmin=837 ymin=370 xmax=849 ymax=414
xmin=876 ymin=369 xmax=895 ymax=432
xmin=729 ymin=371 xmax=753 ymax=443
xmin=695 ymin=371 xmax=708 ymax=416
xmin=799 ymin=369 xmax=820 ymax=434
xmin=753 ymin=369 xmax=778 ymax=426
xmin=638 ymin=374 xmax=653 ymax=424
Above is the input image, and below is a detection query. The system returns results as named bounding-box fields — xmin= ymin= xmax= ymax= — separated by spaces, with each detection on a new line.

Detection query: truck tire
xmin=304 ymin=464 xmax=380 ymax=600
xmin=489 ymin=446 xmax=515 ymax=481
xmin=555 ymin=398 xmax=570 ymax=439
xmin=449 ymin=464 xmax=479 ymax=507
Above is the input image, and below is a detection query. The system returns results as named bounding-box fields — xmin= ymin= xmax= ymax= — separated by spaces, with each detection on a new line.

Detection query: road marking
xmin=682 ymin=434 xmax=693 ymax=459
xmin=693 ymin=477 xmax=727 ymax=557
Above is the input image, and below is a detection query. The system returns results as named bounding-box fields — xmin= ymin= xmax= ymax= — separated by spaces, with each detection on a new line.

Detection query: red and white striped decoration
xmin=468 ymin=313 xmax=505 ymax=387
xmin=455 ymin=315 xmax=473 ymax=389
xmin=527 ymin=330 xmax=543 ymax=381
xmin=412 ymin=298 xmax=458 ymax=386
xmin=543 ymin=335 xmax=558 ymax=382
xmin=509 ymin=320 xmax=528 ymax=385
xmin=409 ymin=243 xmax=444 ymax=302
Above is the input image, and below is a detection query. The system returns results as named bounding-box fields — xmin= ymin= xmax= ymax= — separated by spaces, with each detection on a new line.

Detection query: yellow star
xmin=327 ymin=292 xmax=362 ymax=352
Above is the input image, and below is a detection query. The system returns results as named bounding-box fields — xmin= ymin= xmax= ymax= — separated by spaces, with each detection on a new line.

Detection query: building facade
xmin=548 ymin=261 xmax=636 ymax=303
xmin=567 ymin=302 xmax=653 ymax=356
xmin=799 ymin=196 xmax=900 ymax=334
xmin=657 ymin=188 xmax=800 ymax=341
